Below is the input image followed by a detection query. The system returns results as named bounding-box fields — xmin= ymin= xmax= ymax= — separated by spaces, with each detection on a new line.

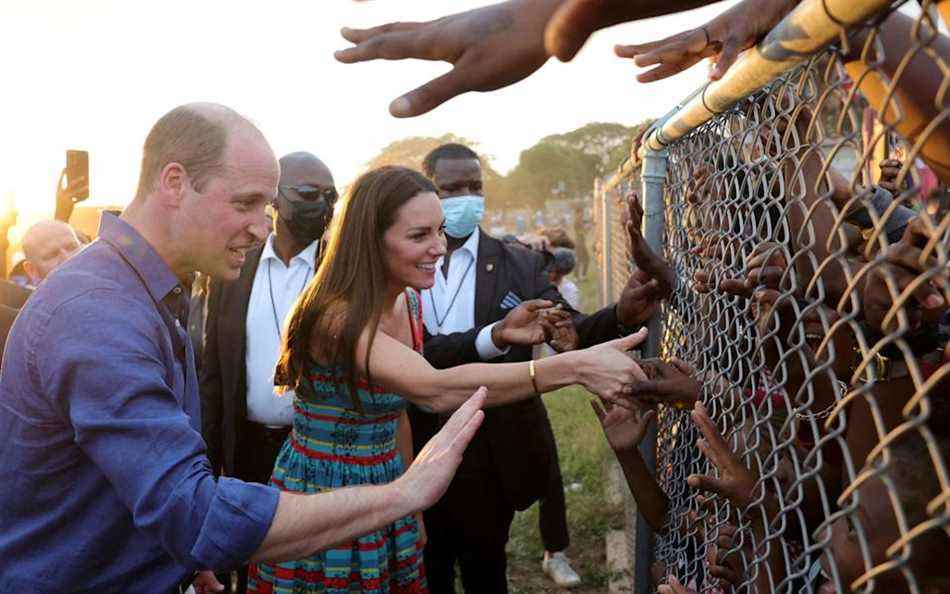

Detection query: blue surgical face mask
xmin=441 ymin=194 xmax=485 ymax=239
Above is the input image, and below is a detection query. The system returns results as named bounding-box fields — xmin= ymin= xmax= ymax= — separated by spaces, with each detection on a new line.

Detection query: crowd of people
xmin=0 ymin=0 xmax=947 ymax=593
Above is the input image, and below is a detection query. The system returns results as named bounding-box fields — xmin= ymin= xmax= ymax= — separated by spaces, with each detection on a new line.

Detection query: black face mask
xmin=276 ymin=192 xmax=332 ymax=245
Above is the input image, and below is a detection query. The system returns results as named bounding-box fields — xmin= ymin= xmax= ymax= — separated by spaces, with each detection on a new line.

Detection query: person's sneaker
xmin=542 ymin=551 xmax=582 ymax=588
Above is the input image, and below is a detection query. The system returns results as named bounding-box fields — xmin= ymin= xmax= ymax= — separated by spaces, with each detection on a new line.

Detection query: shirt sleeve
xmin=37 ymin=291 xmax=279 ymax=572
xmin=561 ymin=282 xmax=581 ymax=310
xmin=475 ymin=322 xmax=510 ymax=360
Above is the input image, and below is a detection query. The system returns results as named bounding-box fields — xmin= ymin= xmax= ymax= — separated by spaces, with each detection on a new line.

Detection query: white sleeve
xmin=475 ymin=322 xmax=510 ymax=360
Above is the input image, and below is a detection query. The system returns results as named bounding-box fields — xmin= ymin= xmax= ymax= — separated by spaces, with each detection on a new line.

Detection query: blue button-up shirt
xmin=0 ymin=214 xmax=279 ymax=594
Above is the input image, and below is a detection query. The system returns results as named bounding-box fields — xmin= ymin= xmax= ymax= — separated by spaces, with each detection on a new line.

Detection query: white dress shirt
xmin=421 ymin=230 xmax=507 ymax=359
xmin=245 ymin=234 xmax=318 ymax=427
xmin=559 ymin=278 xmax=580 ymax=309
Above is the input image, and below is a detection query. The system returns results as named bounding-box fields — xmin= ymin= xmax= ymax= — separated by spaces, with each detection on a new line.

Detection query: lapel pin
xmin=486 ymin=263 xmax=494 ymax=272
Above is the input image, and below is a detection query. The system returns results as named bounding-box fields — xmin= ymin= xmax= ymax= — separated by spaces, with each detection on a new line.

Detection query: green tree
xmin=542 ymin=121 xmax=638 ymax=178
xmin=501 ymin=121 xmax=653 ymax=209
xmin=362 ymin=134 xmax=512 ymax=209
xmin=505 ymin=143 xmax=599 ymax=209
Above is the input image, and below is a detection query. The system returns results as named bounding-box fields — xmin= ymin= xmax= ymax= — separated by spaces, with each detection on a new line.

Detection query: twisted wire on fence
xmin=596 ymin=2 xmax=949 ymax=593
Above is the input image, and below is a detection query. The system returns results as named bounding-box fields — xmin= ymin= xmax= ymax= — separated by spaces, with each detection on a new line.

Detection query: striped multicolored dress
xmin=248 ymin=290 xmax=427 ymax=594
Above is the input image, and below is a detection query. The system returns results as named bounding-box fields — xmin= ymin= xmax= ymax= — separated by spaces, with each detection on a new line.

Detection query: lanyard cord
xmin=427 ymin=256 xmax=475 ymax=332
xmin=267 ymin=259 xmax=313 ymax=339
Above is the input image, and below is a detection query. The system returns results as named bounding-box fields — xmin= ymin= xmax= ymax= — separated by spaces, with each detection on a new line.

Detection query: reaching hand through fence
xmin=593 ymin=3 xmax=949 ymax=592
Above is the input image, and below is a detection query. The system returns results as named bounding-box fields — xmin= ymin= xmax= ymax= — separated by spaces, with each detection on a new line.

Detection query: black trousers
xmin=423 ymin=443 xmax=516 ymax=593
xmin=220 ymin=421 xmax=291 ymax=594
xmin=537 ymin=414 xmax=570 ymax=553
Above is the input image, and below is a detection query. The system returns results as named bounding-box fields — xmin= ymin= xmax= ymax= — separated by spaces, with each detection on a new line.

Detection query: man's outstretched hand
xmin=398 ymin=388 xmax=487 ymax=511
xmin=492 ymin=299 xmax=557 ymax=348
xmin=335 ymin=0 xmax=560 ymax=118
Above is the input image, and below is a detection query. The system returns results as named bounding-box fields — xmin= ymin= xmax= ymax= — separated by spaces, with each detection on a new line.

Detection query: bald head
xmin=134 ymin=102 xmax=269 ymax=200
xmin=278 ymin=152 xmax=334 ymax=188
xmin=22 ymin=220 xmax=81 ymax=284
xmin=270 ymin=152 xmax=337 ymax=248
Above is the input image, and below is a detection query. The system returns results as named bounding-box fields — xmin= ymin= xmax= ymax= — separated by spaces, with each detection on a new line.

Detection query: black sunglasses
xmin=279 ymin=184 xmax=338 ymax=204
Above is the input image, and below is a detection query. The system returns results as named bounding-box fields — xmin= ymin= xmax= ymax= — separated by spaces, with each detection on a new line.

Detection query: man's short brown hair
xmin=134 ymin=104 xmax=233 ymax=199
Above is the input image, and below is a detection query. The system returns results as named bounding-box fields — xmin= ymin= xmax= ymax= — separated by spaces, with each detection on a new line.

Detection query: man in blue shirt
xmin=0 ymin=102 xmax=486 ymax=594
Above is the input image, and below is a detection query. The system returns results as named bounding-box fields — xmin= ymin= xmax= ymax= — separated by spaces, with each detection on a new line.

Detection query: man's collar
xmin=97 ymin=212 xmax=182 ymax=303
xmin=261 ymin=233 xmax=319 ymax=267
xmin=458 ymin=228 xmax=480 ymax=257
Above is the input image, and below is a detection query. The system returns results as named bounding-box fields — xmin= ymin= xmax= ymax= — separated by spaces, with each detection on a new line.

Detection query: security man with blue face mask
xmin=411 ymin=143 xmax=670 ymax=592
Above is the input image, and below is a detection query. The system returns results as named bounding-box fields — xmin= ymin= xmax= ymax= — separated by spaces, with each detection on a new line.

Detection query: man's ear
xmin=156 ymin=162 xmax=189 ymax=208
xmin=22 ymin=260 xmax=40 ymax=284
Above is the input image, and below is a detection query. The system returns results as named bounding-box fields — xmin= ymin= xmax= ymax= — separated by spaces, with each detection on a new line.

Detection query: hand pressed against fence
xmin=862 ymin=213 xmax=949 ymax=335
xmin=631 ymin=358 xmax=701 ymax=409
xmin=590 ymin=397 xmax=657 ymax=452
xmin=687 ymin=402 xmax=761 ymax=511
xmin=617 ymin=191 xmax=677 ymax=327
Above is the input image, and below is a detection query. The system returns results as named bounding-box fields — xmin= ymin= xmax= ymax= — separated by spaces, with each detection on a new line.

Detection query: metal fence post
xmin=634 ymin=145 xmax=667 ymax=594
xmin=601 ymin=184 xmax=613 ymax=308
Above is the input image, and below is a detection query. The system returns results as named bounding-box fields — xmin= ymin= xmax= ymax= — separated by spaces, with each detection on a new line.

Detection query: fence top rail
xmin=640 ymin=0 xmax=892 ymax=155
xmin=600 ymin=0 xmax=896 ymax=193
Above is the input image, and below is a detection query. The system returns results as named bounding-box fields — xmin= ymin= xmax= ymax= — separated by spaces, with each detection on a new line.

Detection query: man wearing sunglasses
xmin=200 ymin=151 xmax=336 ymax=593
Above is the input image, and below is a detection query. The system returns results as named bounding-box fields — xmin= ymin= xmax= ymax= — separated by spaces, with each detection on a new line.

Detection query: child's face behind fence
xmin=382 ymin=191 xmax=447 ymax=291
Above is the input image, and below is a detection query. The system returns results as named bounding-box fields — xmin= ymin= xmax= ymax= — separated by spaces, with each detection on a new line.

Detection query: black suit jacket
xmin=415 ymin=229 xmax=622 ymax=510
xmin=0 ymin=303 xmax=18 ymax=366
xmin=0 ymin=282 xmax=31 ymax=368
xmin=0 ymin=280 xmax=31 ymax=310
xmin=200 ymin=246 xmax=271 ymax=476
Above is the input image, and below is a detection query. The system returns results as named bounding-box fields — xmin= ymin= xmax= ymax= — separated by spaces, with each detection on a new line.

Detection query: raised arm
xmin=349 ymin=323 xmax=650 ymax=413
xmin=334 ymin=0 xmax=731 ymax=118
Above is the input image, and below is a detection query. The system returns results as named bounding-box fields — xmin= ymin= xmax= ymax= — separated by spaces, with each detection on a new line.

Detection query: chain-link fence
xmin=594 ymin=1 xmax=949 ymax=592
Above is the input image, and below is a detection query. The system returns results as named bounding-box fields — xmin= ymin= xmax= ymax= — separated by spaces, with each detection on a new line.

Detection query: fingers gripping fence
xmin=595 ymin=1 xmax=950 ymax=593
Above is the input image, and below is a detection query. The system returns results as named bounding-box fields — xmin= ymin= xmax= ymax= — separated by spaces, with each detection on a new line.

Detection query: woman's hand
xmin=575 ymin=328 xmax=649 ymax=403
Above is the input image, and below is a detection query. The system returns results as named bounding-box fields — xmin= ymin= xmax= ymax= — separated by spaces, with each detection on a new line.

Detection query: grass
xmin=505 ymin=269 xmax=624 ymax=593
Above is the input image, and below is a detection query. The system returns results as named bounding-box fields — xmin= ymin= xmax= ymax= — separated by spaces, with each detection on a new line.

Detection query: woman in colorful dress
xmin=248 ymin=166 xmax=648 ymax=594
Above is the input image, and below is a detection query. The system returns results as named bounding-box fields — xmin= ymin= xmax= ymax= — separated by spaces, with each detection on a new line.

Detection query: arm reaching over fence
xmin=614 ymin=0 xmax=800 ymax=82
xmin=335 ymin=0 xmax=561 ymax=117
xmin=335 ymin=0 xmax=801 ymax=117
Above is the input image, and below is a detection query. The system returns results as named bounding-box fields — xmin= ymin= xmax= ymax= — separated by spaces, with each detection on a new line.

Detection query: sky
xmin=0 ymin=0 xmax=734 ymax=232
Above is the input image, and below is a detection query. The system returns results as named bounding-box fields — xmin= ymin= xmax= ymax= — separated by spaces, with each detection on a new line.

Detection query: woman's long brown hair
xmin=275 ymin=166 xmax=437 ymax=410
